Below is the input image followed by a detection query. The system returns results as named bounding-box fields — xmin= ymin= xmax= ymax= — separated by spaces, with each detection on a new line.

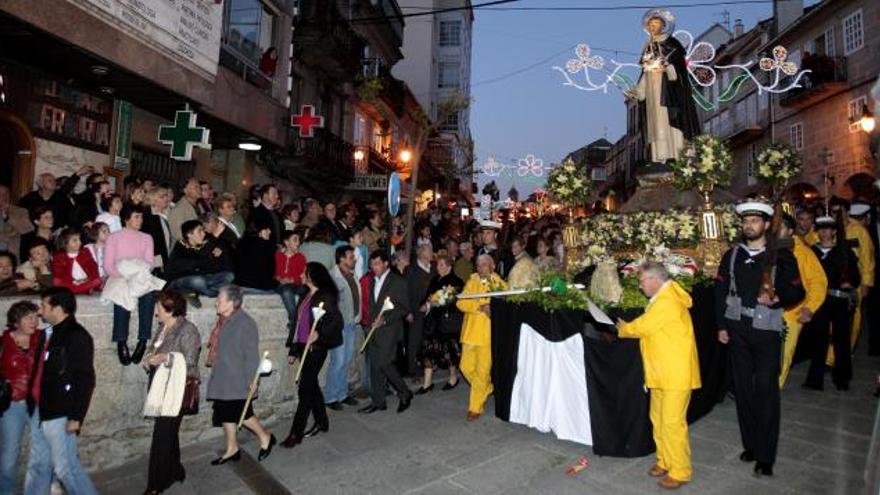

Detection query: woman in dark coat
xmin=415 ymin=254 xmax=465 ymax=394
xmin=281 ymin=262 xmax=343 ymax=448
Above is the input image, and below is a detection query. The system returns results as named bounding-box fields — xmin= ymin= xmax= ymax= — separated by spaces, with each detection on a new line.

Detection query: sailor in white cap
xmin=714 ymin=197 xmax=805 ymax=477
xmin=826 ymin=197 xmax=874 ymax=356
xmin=803 ymin=213 xmax=861 ymax=391
xmin=477 ymin=220 xmax=514 ymax=279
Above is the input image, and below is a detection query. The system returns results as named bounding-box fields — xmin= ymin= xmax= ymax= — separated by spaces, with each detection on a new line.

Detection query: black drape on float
xmin=490 ymin=284 xmax=726 ymax=458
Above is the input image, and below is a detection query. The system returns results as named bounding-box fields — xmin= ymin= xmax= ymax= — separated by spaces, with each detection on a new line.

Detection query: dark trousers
xmin=406 ymin=314 xmax=425 ymax=375
xmin=290 ymin=348 xmax=328 ymax=438
xmin=805 ymin=296 xmax=853 ymax=388
xmin=867 ymin=287 xmax=880 ymax=356
xmin=147 ymin=415 xmax=184 ymax=492
xmin=167 ymin=271 xmax=235 ymax=297
xmin=368 ymin=330 xmax=410 ymax=408
xmin=112 ymin=291 xmax=157 ymax=342
xmin=729 ymin=320 xmax=781 ymax=466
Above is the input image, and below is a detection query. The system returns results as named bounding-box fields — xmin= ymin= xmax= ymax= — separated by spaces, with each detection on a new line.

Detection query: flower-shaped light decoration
xmin=675 ymin=30 xmax=717 ymax=87
xmin=566 ymin=44 xmax=605 ymax=74
xmin=482 ymin=156 xmax=505 ymax=177
xmin=517 ymin=154 xmax=545 ymax=177
xmin=759 ymin=46 xmax=799 ymax=76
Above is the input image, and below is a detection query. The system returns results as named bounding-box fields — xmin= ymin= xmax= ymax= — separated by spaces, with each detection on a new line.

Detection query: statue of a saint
xmin=626 ymin=9 xmax=701 ymax=164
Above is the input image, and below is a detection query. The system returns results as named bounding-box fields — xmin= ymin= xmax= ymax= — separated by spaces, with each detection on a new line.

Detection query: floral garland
xmin=577 ymin=208 xmax=740 ymax=271
xmin=754 ymin=143 xmax=802 ymax=190
xmin=671 ymin=135 xmax=733 ymax=191
xmin=546 ymin=158 xmax=592 ymax=207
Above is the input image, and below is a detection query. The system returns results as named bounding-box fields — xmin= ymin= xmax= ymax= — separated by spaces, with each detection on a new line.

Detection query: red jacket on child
xmin=52 ymin=249 xmax=103 ymax=294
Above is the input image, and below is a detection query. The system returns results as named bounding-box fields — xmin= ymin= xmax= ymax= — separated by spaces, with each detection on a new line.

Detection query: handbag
xmin=180 ymin=377 xmax=200 ymax=416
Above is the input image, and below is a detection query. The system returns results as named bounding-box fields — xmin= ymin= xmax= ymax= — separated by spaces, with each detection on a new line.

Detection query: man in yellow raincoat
xmin=778 ymin=214 xmax=826 ymax=387
xmin=456 ymin=253 xmax=508 ymax=421
xmin=618 ymin=261 xmax=701 ymax=490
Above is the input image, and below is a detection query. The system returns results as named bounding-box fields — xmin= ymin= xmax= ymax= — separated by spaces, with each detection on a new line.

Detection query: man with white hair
xmin=456 ymin=253 xmax=507 ymax=421
xmin=19 ymin=166 xmax=92 ymax=228
xmin=617 ymin=261 xmax=701 ymax=489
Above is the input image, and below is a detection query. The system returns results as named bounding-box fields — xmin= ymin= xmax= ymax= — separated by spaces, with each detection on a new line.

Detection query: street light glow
xmin=353 ymin=149 xmax=365 ymax=161
xmin=399 ymin=149 xmax=412 ymax=163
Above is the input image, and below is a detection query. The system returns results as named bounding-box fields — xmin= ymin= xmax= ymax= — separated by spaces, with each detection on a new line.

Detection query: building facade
xmin=699 ymin=0 xmax=878 ymax=200
xmin=0 ymin=0 xmax=295 ymax=199
xmin=393 ymin=0 xmax=474 ymax=197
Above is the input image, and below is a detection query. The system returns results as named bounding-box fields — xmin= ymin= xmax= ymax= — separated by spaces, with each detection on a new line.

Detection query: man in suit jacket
xmin=246 ymin=185 xmax=282 ymax=246
xmin=358 ymin=250 xmax=413 ymax=414
xmin=404 ymin=244 xmax=436 ymax=376
xmin=141 ymin=187 xmax=174 ymax=276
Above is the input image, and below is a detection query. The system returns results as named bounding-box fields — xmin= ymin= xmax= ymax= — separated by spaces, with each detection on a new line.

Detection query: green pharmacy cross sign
xmin=157 ymin=108 xmax=210 ymax=161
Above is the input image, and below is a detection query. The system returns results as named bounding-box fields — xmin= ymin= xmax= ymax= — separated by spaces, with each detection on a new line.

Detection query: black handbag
xmin=180 ymin=377 xmax=200 ymax=416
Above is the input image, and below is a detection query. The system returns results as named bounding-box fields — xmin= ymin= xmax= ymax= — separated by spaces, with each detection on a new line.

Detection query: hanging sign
xmin=157 ymin=107 xmax=210 ymax=161
xmin=114 ymin=100 xmax=133 ymax=170
xmin=290 ymin=104 xmax=324 ymax=138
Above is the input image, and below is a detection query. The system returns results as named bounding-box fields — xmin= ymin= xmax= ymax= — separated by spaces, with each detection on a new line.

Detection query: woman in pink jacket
xmin=104 ymin=204 xmax=157 ymax=366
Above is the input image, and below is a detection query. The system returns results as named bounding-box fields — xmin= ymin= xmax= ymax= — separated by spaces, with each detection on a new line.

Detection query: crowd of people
xmin=0 ymin=168 xmax=573 ymax=494
xmin=0 ymin=166 xmax=877 ymax=493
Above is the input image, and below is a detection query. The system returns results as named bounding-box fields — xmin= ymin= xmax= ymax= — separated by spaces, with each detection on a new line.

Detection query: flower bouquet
xmin=671 ymin=135 xmax=733 ymax=194
xmin=754 ymin=143 xmax=802 ymax=197
xmin=547 ymin=158 xmax=592 ymax=208
xmin=428 ymin=285 xmax=457 ymax=307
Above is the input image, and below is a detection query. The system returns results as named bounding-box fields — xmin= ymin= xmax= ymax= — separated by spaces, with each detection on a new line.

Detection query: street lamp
xmin=399 ymin=148 xmax=412 ymax=164
xmin=353 ymin=149 xmax=365 ymax=161
xmin=859 ymin=103 xmax=875 ymax=133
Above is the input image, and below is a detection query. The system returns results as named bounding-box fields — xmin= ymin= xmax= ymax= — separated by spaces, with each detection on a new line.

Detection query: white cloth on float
xmin=509 ymin=323 xmax=593 ymax=445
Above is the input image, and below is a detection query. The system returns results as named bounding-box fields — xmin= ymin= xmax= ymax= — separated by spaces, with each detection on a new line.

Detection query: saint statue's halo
xmin=641 ymin=8 xmax=676 ymax=35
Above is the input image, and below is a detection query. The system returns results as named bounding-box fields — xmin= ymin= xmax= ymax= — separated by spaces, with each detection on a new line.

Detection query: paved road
xmin=93 ymin=354 xmax=879 ymax=494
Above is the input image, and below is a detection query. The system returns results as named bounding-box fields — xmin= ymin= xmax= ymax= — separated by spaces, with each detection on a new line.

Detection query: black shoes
xmin=739 ymin=451 xmax=755 ymax=462
xmin=130 ymin=339 xmax=148 ymax=364
xmin=257 ymin=434 xmax=276 ymax=462
xmin=210 ymin=450 xmax=241 ymax=465
xmin=280 ymin=434 xmax=301 ymax=449
xmin=357 ymin=404 xmax=387 ymax=414
xmin=414 ymin=384 xmax=434 ymax=395
xmin=303 ymin=423 xmax=329 ymax=438
xmin=117 ymin=341 xmax=131 ymax=365
xmin=397 ymin=393 xmax=413 ymax=414
xmin=342 ymin=396 xmax=360 ymax=406
xmin=442 ymin=381 xmax=459 ymax=391
xmin=326 ymin=401 xmax=344 ymax=411
xmin=754 ymin=462 xmax=773 ymax=477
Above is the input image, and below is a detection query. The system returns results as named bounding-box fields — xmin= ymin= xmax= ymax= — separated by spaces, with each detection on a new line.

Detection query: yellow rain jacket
xmin=618 ymin=281 xmax=701 ymax=391
xmin=786 ymin=236 xmax=827 ymax=319
xmin=457 ymin=273 xmax=508 ymax=347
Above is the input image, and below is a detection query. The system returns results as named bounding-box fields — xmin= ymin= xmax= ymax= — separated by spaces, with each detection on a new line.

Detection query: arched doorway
xmin=0 ymin=111 xmax=35 ymax=200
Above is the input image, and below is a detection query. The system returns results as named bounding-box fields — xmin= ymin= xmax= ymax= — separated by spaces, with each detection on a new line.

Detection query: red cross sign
xmin=290 ymin=105 xmax=324 ymax=138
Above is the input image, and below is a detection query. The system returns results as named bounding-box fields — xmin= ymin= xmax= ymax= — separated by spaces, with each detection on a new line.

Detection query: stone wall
xmin=1 ymin=294 xmax=310 ymax=471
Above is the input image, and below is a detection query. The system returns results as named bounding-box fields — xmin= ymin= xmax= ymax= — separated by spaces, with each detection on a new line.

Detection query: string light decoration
xmin=481 ymin=154 xmax=550 ymax=178
xmin=554 ymin=30 xmax=812 ymax=113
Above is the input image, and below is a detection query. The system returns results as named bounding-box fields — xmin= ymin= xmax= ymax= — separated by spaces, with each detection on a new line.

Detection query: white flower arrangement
xmin=671 ymin=135 xmax=733 ymax=192
xmin=547 ymin=158 xmax=592 ymax=208
xmin=754 ymin=143 xmax=802 ymax=190
xmin=620 ymin=245 xmax=699 ymax=277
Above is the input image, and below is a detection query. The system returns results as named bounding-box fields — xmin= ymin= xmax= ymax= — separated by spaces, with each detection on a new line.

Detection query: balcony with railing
xmin=780 ymin=56 xmax=848 ymax=108
xmin=294 ymin=1 xmax=366 ymax=82
xmin=289 ymin=128 xmax=355 ymax=181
